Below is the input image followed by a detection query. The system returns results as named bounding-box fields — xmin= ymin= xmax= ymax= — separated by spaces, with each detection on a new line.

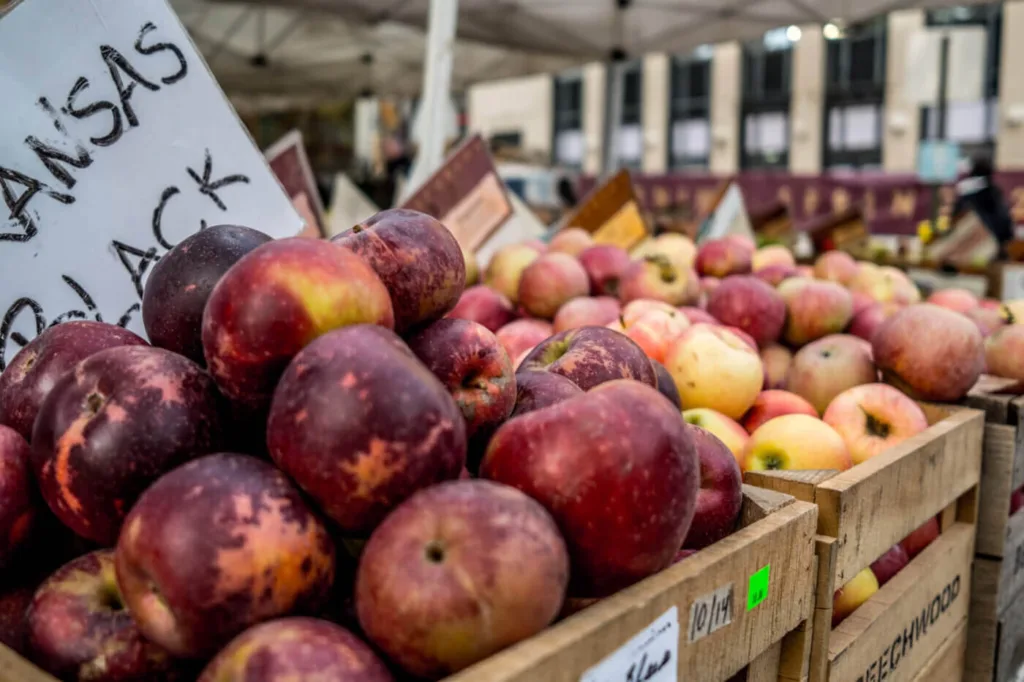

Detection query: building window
xmin=824 ymin=18 xmax=887 ymax=170
xmin=552 ymin=71 xmax=584 ymax=168
xmin=669 ymin=46 xmax=712 ymax=171
xmin=921 ymin=3 xmax=1002 ymax=163
xmin=605 ymin=59 xmax=644 ymax=171
xmin=741 ymin=28 xmax=794 ymax=170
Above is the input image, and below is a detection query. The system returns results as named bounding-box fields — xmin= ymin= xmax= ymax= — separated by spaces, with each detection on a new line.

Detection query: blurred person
xmin=952 ymin=155 xmax=1014 ymax=260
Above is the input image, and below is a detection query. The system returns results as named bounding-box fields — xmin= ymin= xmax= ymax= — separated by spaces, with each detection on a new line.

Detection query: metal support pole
xmin=930 ymin=32 xmax=950 ymax=233
xmin=405 ymin=0 xmax=458 ymax=198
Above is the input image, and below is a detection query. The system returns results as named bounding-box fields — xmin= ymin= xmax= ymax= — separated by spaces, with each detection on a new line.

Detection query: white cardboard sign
xmin=0 ymin=0 xmax=301 ymax=369
xmin=580 ymin=607 xmax=678 ymax=682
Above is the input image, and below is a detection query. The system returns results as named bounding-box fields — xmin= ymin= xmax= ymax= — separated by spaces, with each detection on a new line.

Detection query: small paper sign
xmin=561 ymin=170 xmax=649 ymax=250
xmin=687 ymin=584 xmax=733 ymax=643
xmin=0 ymin=0 xmax=301 ymax=370
xmin=747 ymin=565 xmax=771 ymax=611
xmin=265 ymin=130 xmax=326 ymax=238
xmin=698 ymin=183 xmax=754 ymax=244
xmin=580 ymin=607 xmax=678 ymax=682
xmin=401 ymin=134 xmax=513 ymax=252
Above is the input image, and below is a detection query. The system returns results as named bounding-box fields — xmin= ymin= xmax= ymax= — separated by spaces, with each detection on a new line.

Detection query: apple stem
xmin=643 ymin=254 xmax=677 ymax=283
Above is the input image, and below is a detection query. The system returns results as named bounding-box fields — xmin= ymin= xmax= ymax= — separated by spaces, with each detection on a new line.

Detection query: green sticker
xmin=747 ymin=564 xmax=770 ymax=611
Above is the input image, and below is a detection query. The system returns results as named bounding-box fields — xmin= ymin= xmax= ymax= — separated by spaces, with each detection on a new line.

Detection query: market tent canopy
xmin=210 ymin=0 xmax=1001 ymax=59
xmin=169 ymin=0 xmax=576 ymax=109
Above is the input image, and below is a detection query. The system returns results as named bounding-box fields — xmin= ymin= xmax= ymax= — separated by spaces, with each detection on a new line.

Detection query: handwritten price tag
xmin=580 ymin=607 xmax=678 ymax=682
xmin=687 ymin=584 xmax=733 ymax=643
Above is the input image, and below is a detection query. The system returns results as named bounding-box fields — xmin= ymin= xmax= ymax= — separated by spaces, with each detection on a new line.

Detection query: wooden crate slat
xmin=909 ymin=619 xmax=967 ymax=682
xmin=827 ymin=523 xmax=973 ymax=682
xmin=977 ymin=422 xmax=1018 ymax=557
xmin=0 ymin=645 xmax=53 ymax=682
xmin=446 ymin=497 xmax=818 ymax=682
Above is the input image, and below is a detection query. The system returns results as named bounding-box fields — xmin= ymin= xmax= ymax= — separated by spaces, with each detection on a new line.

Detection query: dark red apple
xmin=198 ymin=618 xmax=394 ymax=682
xmin=267 ymin=325 xmax=466 ymax=535
xmin=1012 ymin=488 xmax=1024 ymax=516
xmin=115 ymin=454 xmax=335 ymax=659
xmin=481 ymin=380 xmax=699 ymax=597
xmin=578 ymin=245 xmax=631 ymax=297
xmin=870 ymin=544 xmax=910 ymax=587
xmin=446 ymin=285 xmax=517 ymax=333
xmin=407 ymin=319 xmax=516 ymax=444
xmin=356 ymin=480 xmax=569 ymax=678
xmin=510 ymin=371 xmax=583 ymax=418
xmin=334 ymin=208 xmax=466 ymax=333
xmin=202 ymin=238 xmax=394 ymax=416
xmin=31 ymin=346 xmax=223 ymax=545
xmin=142 ymin=224 xmax=271 ymax=366
xmin=0 ymin=322 xmax=146 ymax=441
xmin=0 ymin=426 xmax=39 ymax=571
xmin=0 ymin=577 xmax=37 ymax=656
xmin=681 ymin=425 xmax=742 ymax=550
xmin=706 ymin=276 xmax=786 ymax=348
xmin=519 ymin=327 xmax=656 ymax=391
xmin=26 ymin=550 xmax=182 ymax=680
xmin=900 ymin=517 xmax=940 ymax=560
xmin=673 ymin=549 xmax=698 ymax=563
xmin=652 ymin=360 xmax=682 ymax=409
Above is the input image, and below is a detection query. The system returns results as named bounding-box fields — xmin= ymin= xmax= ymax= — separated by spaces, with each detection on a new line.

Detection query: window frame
xmin=740 ymin=34 xmax=793 ymax=170
xmin=667 ymin=50 xmax=712 ymax=171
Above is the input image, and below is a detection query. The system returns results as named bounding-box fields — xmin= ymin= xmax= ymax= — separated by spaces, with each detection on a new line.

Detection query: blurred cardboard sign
xmin=749 ymin=199 xmax=793 ymax=244
xmin=0 ymin=0 xmax=301 ymax=371
xmin=926 ymin=210 xmax=998 ymax=270
xmin=476 ymin=191 xmax=548 ymax=266
xmin=806 ymin=207 xmax=870 ymax=254
xmin=401 ymin=134 xmax=513 ymax=251
xmin=698 ymin=183 xmax=754 ymax=244
xmin=327 ymin=173 xmax=379 ymax=238
xmin=266 ymin=130 xmax=325 ymax=237
xmin=561 ymin=170 xmax=649 ymax=250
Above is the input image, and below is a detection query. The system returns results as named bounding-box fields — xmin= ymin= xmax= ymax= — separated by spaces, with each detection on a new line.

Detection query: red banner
xmin=581 ymin=172 xmax=1024 ymax=236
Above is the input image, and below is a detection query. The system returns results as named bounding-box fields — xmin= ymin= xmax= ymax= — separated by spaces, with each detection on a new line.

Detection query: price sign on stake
xmin=0 ymin=0 xmax=301 ymax=370
xmin=580 ymin=607 xmax=678 ymax=682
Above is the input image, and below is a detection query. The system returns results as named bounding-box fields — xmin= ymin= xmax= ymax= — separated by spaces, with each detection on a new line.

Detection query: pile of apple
xmin=0 ymin=210 xmax=749 ymax=682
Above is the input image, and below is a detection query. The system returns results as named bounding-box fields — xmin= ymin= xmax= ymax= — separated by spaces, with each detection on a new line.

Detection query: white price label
xmin=580 ymin=607 xmax=678 ymax=682
xmin=687 ymin=584 xmax=733 ymax=643
xmin=0 ymin=0 xmax=301 ymax=370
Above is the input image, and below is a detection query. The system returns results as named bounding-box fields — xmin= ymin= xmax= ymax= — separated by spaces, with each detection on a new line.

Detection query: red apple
xmin=652 ymin=360 xmax=682 ymax=409
xmin=495 ymin=319 xmax=553 ymax=360
xmin=778 ymin=278 xmax=854 ymax=347
xmin=511 ymin=370 xmax=584 ymax=418
xmin=446 ymin=285 xmax=517 ymax=333
xmin=0 ymin=322 xmax=146 ymax=441
xmin=985 ymin=324 xmax=1024 ymax=382
xmin=619 ymin=256 xmax=698 ymax=306
xmin=814 ymin=251 xmax=858 ymax=285
xmin=268 ymin=325 xmax=466 ymax=534
xmin=520 ymin=327 xmax=656 ymax=391
xmin=0 ymin=582 xmax=35 ymax=656
xmin=900 ymin=517 xmax=940 ymax=559
xmin=334 ymin=208 xmax=466 ymax=333
xmin=553 ymin=296 xmax=621 ymax=332
xmin=481 ymin=381 xmax=698 ymax=597
xmin=484 ymin=245 xmax=540 ymax=303
xmin=202 ymin=238 xmax=394 ymax=415
xmin=823 ymin=383 xmax=929 ymax=465
xmin=706 ymin=276 xmax=786 ymax=347
xmin=579 ymin=245 xmax=632 ymax=297
xmin=681 ymin=425 xmax=742 ymax=550
xmin=695 ymin=239 xmax=753 ymax=278
xmin=407 ymin=318 xmax=516 ymax=451
xmin=115 ymin=454 xmax=336 ymax=658
xmin=679 ymin=306 xmax=717 ymax=325
xmin=754 ymin=264 xmax=800 ymax=287
xmin=0 ymin=426 xmax=39 ymax=571
xmin=356 ymin=480 xmax=569 ymax=678
xmin=607 ymin=308 xmax=689 ymax=364
xmin=870 ymin=544 xmax=910 ymax=587
xmin=966 ymin=306 xmax=1006 ymax=338
xmin=849 ymin=303 xmax=902 ymax=343
xmin=874 ymin=304 xmax=984 ymax=402
xmin=142 ymin=224 xmax=271 ymax=366
xmin=1012 ymin=488 xmax=1024 ymax=516
xmin=742 ymin=390 xmax=818 ymax=433
xmin=31 ymin=346 xmax=223 ymax=545
xmin=27 ymin=550 xmax=182 ymax=680
xmin=198 ymin=618 xmax=394 ymax=682
xmin=760 ymin=344 xmax=793 ymax=390
xmin=787 ymin=334 xmax=877 ymax=414
xmin=752 ymin=245 xmax=795 ymax=272
xmin=927 ymin=288 xmax=979 ymax=314
xmin=548 ymin=227 xmax=594 ymax=256
xmin=518 ymin=253 xmax=591 ymax=319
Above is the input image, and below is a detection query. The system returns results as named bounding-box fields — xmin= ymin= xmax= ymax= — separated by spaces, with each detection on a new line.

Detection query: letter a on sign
xmin=0 ymin=0 xmax=300 ymax=367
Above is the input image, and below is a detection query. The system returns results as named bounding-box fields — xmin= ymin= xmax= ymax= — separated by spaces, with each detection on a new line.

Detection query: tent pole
xmin=405 ymin=0 xmax=459 ymax=198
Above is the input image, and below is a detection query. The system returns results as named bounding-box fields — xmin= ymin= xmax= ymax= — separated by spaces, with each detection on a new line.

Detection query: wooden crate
xmin=965 ymin=557 xmax=1024 ymax=682
xmin=0 ymin=487 xmax=818 ymax=682
xmin=745 ymin=404 xmax=985 ymax=682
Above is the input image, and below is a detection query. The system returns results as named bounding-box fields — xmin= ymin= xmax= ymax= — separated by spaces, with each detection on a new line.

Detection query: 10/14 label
xmin=687 ymin=584 xmax=733 ymax=643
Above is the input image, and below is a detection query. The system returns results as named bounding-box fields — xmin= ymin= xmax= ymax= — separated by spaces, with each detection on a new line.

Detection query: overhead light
xmin=786 ymin=25 xmax=802 ymax=42
xmin=823 ymin=22 xmax=841 ymax=40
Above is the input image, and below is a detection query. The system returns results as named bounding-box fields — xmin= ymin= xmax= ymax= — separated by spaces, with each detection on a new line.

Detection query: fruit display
xmin=0 ymin=212 xmax=994 ymax=682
